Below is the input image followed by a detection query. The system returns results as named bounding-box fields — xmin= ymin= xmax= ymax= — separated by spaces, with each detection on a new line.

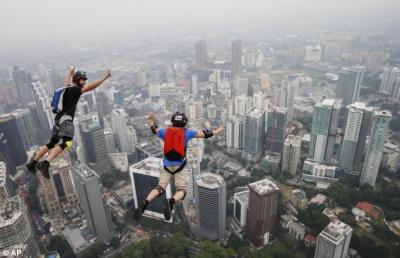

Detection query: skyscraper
xmin=314 ymin=220 xmax=353 ymax=258
xmin=0 ymin=197 xmax=40 ymax=258
xmin=233 ymin=190 xmax=249 ymax=230
xmin=276 ymin=80 xmax=295 ymax=121
xmin=72 ymin=164 xmax=113 ymax=244
xmin=129 ymin=157 xmax=173 ymax=221
xmin=309 ymin=99 xmax=341 ymax=164
xmin=247 ymin=178 xmax=279 ymax=247
xmin=336 ymin=67 xmax=365 ymax=105
xmin=195 ymin=40 xmax=208 ymax=68
xmin=379 ymin=66 xmax=400 ymax=95
xmin=81 ymin=120 xmax=110 ymax=174
xmin=11 ymin=66 xmax=35 ymax=105
xmin=44 ymin=68 xmax=63 ymax=94
xmin=191 ymin=74 xmax=198 ymax=98
xmin=0 ymin=114 xmax=28 ymax=167
xmin=31 ymin=81 xmax=54 ymax=134
xmin=231 ymin=39 xmax=242 ymax=78
xmin=244 ymin=108 xmax=265 ymax=158
xmin=338 ymin=103 xmax=373 ymax=173
xmin=104 ymin=128 xmax=116 ymax=153
xmin=111 ymin=108 xmax=129 ymax=152
xmin=226 ymin=116 xmax=244 ymax=150
xmin=194 ymin=172 xmax=226 ymax=241
xmin=282 ymin=135 xmax=302 ymax=176
xmin=0 ymin=162 xmax=15 ymax=200
xmin=185 ymin=101 xmax=203 ymax=121
xmin=234 ymin=95 xmax=252 ymax=116
xmin=360 ymin=110 xmax=392 ymax=187
xmin=266 ymin=107 xmax=287 ymax=154
xmin=95 ymin=91 xmax=111 ymax=127
xmin=235 ymin=76 xmax=249 ymax=97
xmin=38 ymin=158 xmax=79 ymax=213
xmin=127 ymin=126 xmax=138 ymax=153
xmin=11 ymin=109 xmax=37 ymax=151
xmin=253 ymin=92 xmax=267 ymax=110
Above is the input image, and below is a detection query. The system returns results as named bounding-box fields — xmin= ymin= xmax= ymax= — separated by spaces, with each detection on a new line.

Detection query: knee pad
xmin=59 ymin=137 xmax=72 ymax=150
xmin=176 ymin=189 xmax=187 ymax=200
xmin=154 ymin=186 xmax=165 ymax=197
xmin=46 ymin=136 xmax=60 ymax=149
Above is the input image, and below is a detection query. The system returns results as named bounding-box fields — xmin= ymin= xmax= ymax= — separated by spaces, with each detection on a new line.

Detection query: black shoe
xmin=164 ymin=199 xmax=174 ymax=221
xmin=37 ymin=161 xmax=50 ymax=179
xmin=25 ymin=159 xmax=37 ymax=174
xmin=134 ymin=201 xmax=147 ymax=220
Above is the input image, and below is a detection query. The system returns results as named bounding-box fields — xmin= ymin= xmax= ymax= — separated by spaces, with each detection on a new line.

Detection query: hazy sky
xmin=1 ymin=0 xmax=399 ymax=52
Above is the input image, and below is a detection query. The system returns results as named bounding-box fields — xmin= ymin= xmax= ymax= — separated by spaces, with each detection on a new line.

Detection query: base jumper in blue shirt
xmin=134 ymin=112 xmax=224 ymax=221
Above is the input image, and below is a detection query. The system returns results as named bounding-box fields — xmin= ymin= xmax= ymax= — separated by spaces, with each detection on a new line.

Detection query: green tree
xmin=110 ymin=237 xmax=121 ymax=249
xmin=47 ymin=236 xmax=76 ymax=258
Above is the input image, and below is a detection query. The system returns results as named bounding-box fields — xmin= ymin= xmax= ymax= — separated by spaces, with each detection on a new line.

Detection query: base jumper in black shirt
xmin=26 ymin=66 xmax=112 ymax=178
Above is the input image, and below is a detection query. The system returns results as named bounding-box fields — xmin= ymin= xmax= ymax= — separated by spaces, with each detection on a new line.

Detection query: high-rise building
xmin=305 ymin=46 xmax=322 ymax=62
xmin=338 ymin=103 xmax=373 ymax=173
xmin=336 ymin=67 xmax=365 ymax=105
xmin=276 ymin=80 xmax=295 ymax=121
xmin=363 ymin=51 xmax=390 ymax=73
xmin=95 ymin=91 xmax=111 ymax=127
xmin=111 ymin=109 xmax=129 ymax=152
xmin=233 ymin=190 xmax=249 ymax=230
xmin=127 ymin=126 xmax=137 ymax=153
xmin=104 ymin=128 xmax=116 ymax=153
xmin=81 ymin=120 xmax=110 ymax=174
xmin=266 ymin=107 xmax=287 ymax=154
xmin=309 ymin=99 xmax=341 ymax=164
xmin=185 ymin=101 xmax=203 ymax=121
xmin=226 ymin=116 xmax=244 ymax=150
xmin=314 ymin=220 xmax=353 ymax=258
xmin=72 ymin=164 xmax=113 ymax=243
xmin=0 ymin=162 xmax=15 ymax=200
xmin=282 ymin=135 xmax=302 ymax=176
xmin=129 ymin=157 xmax=173 ymax=221
xmin=194 ymin=172 xmax=226 ymax=241
xmin=184 ymin=142 xmax=203 ymax=206
xmin=11 ymin=109 xmax=36 ymax=151
xmin=11 ymin=66 xmax=35 ymax=105
xmin=234 ymin=95 xmax=252 ymax=116
xmin=235 ymin=76 xmax=249 ymax=97
xmin=393 ymin=77 xmax=400 ymax=101
xmin=195 ymin=40 xmax=208 ymax=68
xmin=31 ymin=81 xmax=54 ymax=133
xmin=0 ymin=133 xmax=16 ymax=176
xmin=231 ymin=40 xmax=242 ymax=78
xmin=38 ymin=158 xmax=79 ymax=213
xmin=360 ymin=110 xmax=392 ymax=187
xmin=44 ymin=68 xmax=63 ymax=94
xmin=191 ymin=74 xmax=198 ymax=98
xmin=253 ymin=92 xmax=267 ymax=110
xmin=0 ymin=114 xmax=28 ymax=167
xmin=247 ymin=178 xmax=280 ymax=247
xmin=379 ymin=66 xmax=400 ymax=95
xmin=0 ymin=197 xmax=40 ymax=258
xmin=244 ymin=108 xmax=265 ymax=158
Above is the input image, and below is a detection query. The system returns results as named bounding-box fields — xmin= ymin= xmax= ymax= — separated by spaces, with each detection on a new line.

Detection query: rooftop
xmin=0 ymin=197 xmax=23 ymax=228
xmin=196 ymin=172 xmax=225 ymax=189
xmin=321 ymin=220 xmax=352 ymax=242
xmin=74 ymin=164 xmax=97 ymax=179
xmin=130 ymin=157 xmax=162 ymax=172
xmin=114 ymin=183 xmax=134 ymax=201
xmin=248 ymin=178 xmax=279 ymax=195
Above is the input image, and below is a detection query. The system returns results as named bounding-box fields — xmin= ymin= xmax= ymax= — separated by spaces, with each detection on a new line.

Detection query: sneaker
xmin=134 ymin=201 xmax=147 ymax=220
xmin=25 ymin=159 xmax=37 ymax=174
xmin=37 ymin=160 xmax=50 ymax=179
xmin=163 ymin=199 xmax=174 ymax=221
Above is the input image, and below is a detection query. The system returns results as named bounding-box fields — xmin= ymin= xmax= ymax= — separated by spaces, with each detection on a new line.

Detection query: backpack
xmin=164 ymin=127 xmax=186 ymax=161
xmin=51 ymin=87 xmax=67 ymax=113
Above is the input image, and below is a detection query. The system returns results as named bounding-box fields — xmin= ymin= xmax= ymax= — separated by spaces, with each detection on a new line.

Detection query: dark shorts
xmin=52 ymin=115 xmax=74 ymax=139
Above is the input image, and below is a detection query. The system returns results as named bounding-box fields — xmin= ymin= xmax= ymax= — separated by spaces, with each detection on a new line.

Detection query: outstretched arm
xmin=148 ymin=113 xmax=160 ymax=134
xmin=196 ymin=126 xmax=224 ymax=138
xmin=81 ymin=69 xmax=112 ymax=93
xmin=64 ymin=66 xmax=75 ymax=86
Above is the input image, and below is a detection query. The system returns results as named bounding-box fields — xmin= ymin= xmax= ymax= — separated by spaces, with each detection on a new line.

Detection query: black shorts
xmin=52 ymin=115 xmax=74 ymax=139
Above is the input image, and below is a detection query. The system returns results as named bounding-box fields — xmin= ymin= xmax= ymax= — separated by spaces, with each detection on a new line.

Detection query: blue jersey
xmin=158 ymin=128 xmax=198 ymax=166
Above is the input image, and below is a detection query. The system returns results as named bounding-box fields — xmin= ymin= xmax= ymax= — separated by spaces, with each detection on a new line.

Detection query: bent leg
xmin=46 ymin=136 xmax=72 ymax=162
xmin=173 ymin=170 xmax=187 ymax=202
xmin=146 ymin=170 xmax=171 ymax=202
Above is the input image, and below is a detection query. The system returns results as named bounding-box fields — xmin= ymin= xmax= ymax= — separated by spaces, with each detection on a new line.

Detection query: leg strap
xmin=176 ymin=189 xmax=187 ymax=200
xmin=164 ymin=160 xmax=187 ymax=174
xmin=154 ymin=185 xmax=165 ymax=196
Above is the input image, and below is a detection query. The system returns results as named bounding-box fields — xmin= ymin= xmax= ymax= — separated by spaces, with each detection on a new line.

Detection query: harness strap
xmin=164 ymin=160 xmax=187 ymax=174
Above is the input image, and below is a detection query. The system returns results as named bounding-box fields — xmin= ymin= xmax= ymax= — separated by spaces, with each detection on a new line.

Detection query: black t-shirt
xmin=55 ymin=85 xmax=82 ymax=120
